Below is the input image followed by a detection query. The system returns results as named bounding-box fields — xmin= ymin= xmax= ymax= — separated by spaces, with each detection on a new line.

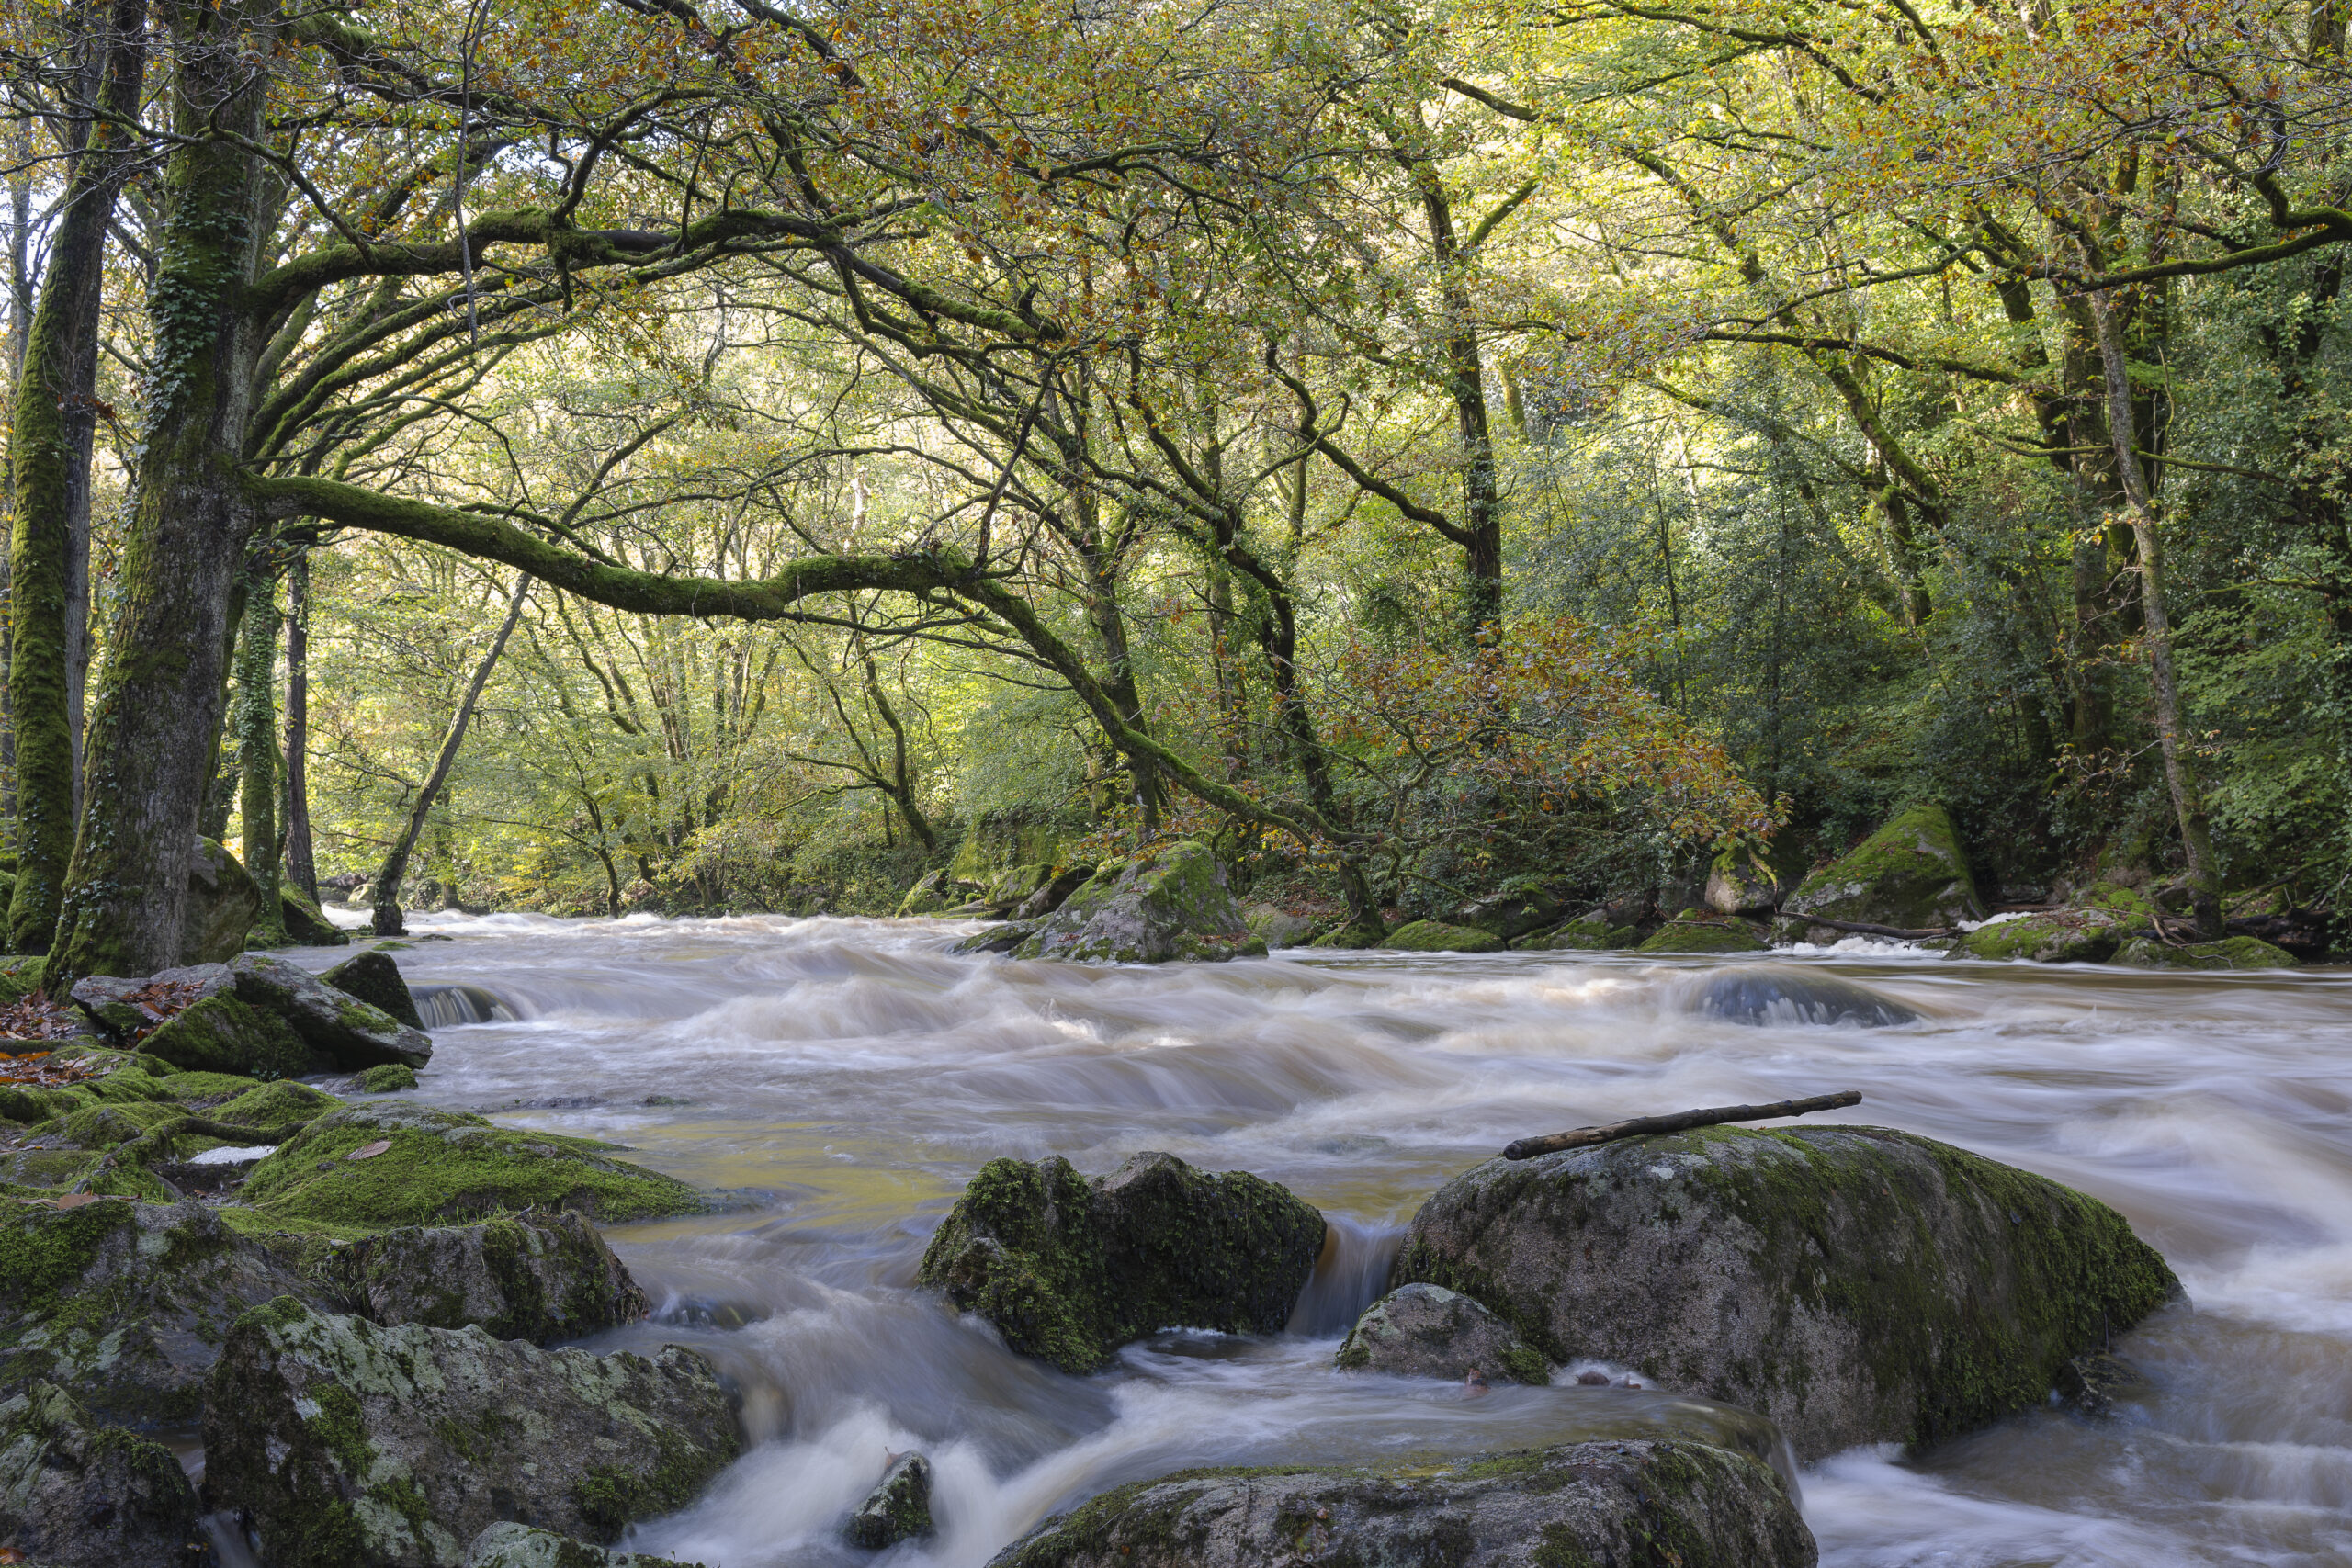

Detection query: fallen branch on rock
xmin=71 ymin=1116 xmax=288 ymax=1193
xmin=1502 ymin=1090 xmax=1863 ymax=1161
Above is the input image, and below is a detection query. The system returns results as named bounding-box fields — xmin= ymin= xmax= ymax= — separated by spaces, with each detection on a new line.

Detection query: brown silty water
xmin=275 ymin=911 xmax=2352 ymax=1567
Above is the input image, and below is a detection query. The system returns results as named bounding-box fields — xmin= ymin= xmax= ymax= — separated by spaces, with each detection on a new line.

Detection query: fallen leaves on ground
xmin=0 ymin=990 xmax=87 ymax=1045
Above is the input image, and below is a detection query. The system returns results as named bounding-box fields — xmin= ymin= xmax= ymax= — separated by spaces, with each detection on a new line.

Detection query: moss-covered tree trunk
xmin=282 ymin=551 xmax=318 ymax=904
xmin=51 ymin=0 xmax=271 ymax=986
xmin=235 ymin=574 xmax=287 ymax=945
xmin=6 ymin=0 xmax=149 ymax=955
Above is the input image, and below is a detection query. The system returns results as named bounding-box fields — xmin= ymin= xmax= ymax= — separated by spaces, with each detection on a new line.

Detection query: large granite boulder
xmin=321 ymin=949 xmax=425 ymax=1029
xmin=239 ymin=1101 xmax=706 ymax=1232
xmin=141 ymin=993 xmax=309 ymax=1078
xmin=1241 ymin=904 xmax=1319 ymax=948
xmin=917 ymin=1151 xmax=1325 ymax=1372
xmin=1334 ymin=1283 xmax=1547 ymax=1383
xmin=337 ymin=1212 xmax=649 ymax=1343
xmin=204 ymin=1298 xmax=740 ymax=1568
xmin=0 ymin=1199 xmax=325 ymax=1425
xmin=987 ymin=1438 xmax=1813 ymax=1568
xmin=1011 ymin=843 xmax=1265 ymax=964
xmin=1390 ymin=1126 xmax=2179 ymax=1460
xmin=230 ymin=953 xmax=433 ymax=1068
xmin=0 ymin=1382 xmax=203 ymax=1567
xmin=184 ymin=837 xmax=263 ymax=964
xmin=1781 ymin=804 xmax=1983 ymax=933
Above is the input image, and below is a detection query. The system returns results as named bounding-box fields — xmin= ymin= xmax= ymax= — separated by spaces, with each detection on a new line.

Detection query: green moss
xmin=0 ymin=1198 xmax=134 ymax=1311
xmin=571 ymin=1428 xmax=715 ymax=1542
xmin=357 ymin=1063 xmax=419 ymax=1092
xmin=153 ymin=1069 xmax=267 ymax=1102
xmin=1953 ymin=910 xmax=2125 ymax=962
xmin=1787 ymin=803 xmax=1982 ymax=928
xmin=213 ymin=1079 xmax=343 ymax=1132
xmin=58 ymin=1098 xmax=183 ymax=1148
xmin=1308 ymin=920 xmax=1386 ymax=949
xmin=238 ymin=1103 xmax=705 ymax=1233
xmin=141 ymin=994 xmax=310 ymax=1078
xmin=1381 ymin=920 xmax=1505 ymax=953
xmin=2112 ymin=935 xmax=2297 ymax=970
xmin=0 ymin=954 xmax=48 ymax=1005
xmin=1636 ymin=915 xmax=1770 ymax=954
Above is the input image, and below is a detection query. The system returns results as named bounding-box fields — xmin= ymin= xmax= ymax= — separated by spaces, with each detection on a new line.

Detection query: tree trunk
xmin=51 ymin=0 xmax=271 ymax=987
xmin=282 ymin=551 xmax=318 ymax=902
xmin=371 ymin=573 xmax=530 ymax=935
xmin=6 ymin=0 xmax=149 ymax=955
xmin=2087 ymin=288 xmax=2223 ymax=937
xmin=235 ymin=572 xmax=287 ymax=944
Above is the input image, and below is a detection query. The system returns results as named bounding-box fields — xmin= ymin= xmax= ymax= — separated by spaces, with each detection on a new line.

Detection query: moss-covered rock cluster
xmin=1379 ymin=919 xmax=1504 ymax=953
xmin=0 ymin=1379 xmax=202 ymax=1568
xmin=1636 ymin=910 xmax=1771 ymax=953
xmin=338 ymin=1211 xmax=650 ymax=1344
xmin=1007 ymin=842 xmax=1266 ymax=964
xmin=985 ymin=1438 xmax=1815 ymax=1568
xmin=203 ymin=1297 xmax=739 ymax=1568
xmin=918 ymin=1150 xmax=1325 ymax=1372
xmin=1390 ymin=1124 xmax=2179 ymax=1460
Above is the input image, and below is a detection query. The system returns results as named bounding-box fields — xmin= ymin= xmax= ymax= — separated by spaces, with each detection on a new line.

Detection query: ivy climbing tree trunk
xmin=51 ymin=0 xmax=272 ymax=987
xmin=235 ymin=572 xmax=288 ymax=945
xmin=6 ymin=0 xmax=149 ymax=955
xmin=371 ymin=572 xmax=531 ymax=935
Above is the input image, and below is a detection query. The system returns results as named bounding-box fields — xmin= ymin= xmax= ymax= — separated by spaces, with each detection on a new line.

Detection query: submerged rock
xmin=844 ymin=1451 xmax=934 ymax=1549
xmin=465 ymin=1521 xmax=700 ymax=1567
xmin=239 ymin=1101 xmax=706 ymax=1232
xmin=2111 ymin=935 xmax=2297 ymax=970
xmin=1688 ymin=966 xmax=1921 ymax=1027
xmin=0 ymin=1381 xmax=202 ymax=1568
xmin=230 ymin=953 xmax=433 ymax=1068
xmin=918 ymin=1151 xmax=1325 ymax=1372
xmin=322 ymin=950 xmax=425 ymax=1029
xmin=1011 ymin=842 xmax=1264 ymax=964
xmin=338 ymin=1212 xmax=649 ymax=1343
xmin=986 ymin=1438 xmax=1813 ymax=1568
xmin=204 ymin=1298 xmax=739 ymax=1568
xmin=0 ymin=1199 xmax=325 ymax=1425
xmin=1391 ymin=1125 xmax=2179 ymax=1460
xmin=1637 ymin=912 xmax=1770 ymax=954
xmin=1380 ymin=919 xmax=1504 ymax=953
xmin=184 ymin=837 xmax=263 ymax=965
xmin=1334 ymin=1283 xmax=1547 ymax=1383
xmin=1782 ymin=804 xmax=1983 ymax=933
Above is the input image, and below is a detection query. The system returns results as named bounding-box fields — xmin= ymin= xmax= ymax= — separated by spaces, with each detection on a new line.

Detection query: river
xmin=306 ymin=911 xmax=2352 ymax=1567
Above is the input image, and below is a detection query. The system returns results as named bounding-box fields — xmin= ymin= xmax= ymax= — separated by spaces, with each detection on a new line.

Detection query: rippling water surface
xmin=312 ymin=912 xmax=2352 ymax=1567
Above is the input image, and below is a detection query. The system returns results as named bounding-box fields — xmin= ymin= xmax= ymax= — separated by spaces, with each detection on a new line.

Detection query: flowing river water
xmin=287 ymin=912 xmax=2351 ymax=1567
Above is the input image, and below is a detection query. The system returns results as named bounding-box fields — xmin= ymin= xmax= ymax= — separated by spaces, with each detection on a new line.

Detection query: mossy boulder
xmin=322 ymin=950 xmax=424 ymax=1029
xmin=464 ymin=1521 xmax=701 ymax=1567
xmin=1013 ymin=864 xmax=1097 ymax=919
xmin=2111 ymin=935 xmax=2298 ymax=970
xmin=281 ymin=886 xmax=353 ymax=946
xmin=140 ymin=992 xmax=310 ymax=1078
xmin=1306 ymin=920 xmax=1385 ymax=949
xmin=1334 ymin=1283 xmax=1548 ymax=1384
xmin=231 ymin=953 xmax=433 ymax=1068
xmin=1241 ymin=904 xmax=1319 ymax=948
xmin=1379 ymin=919 xmax=1505 ymax=953
xmin=1453 ymin=882 xmax=1565 ymax=940
xmin=239 ymin=1102 xmax=706 ymax=1234
xmin=1390 ymin=1125 xmax=2179 ymax=1461
xmin=0 ymin=1199 xmax=326 ymax=1425
xmin=1782 ymin=804 xmax=1983 ymax=932
xmin=184 ymin=837 xmax=264 ymax=965
xmin=359 ymin=1063 xmax=420 ymax=1092
xmin=917 ymin=1151 xmax=1326 ymax=1373
xmin=1704 ymin=856 xmax=1784 ymax=916
xmin=1637 ymin=912 xmax=1770 ymax=954
xmin=844 ymin=1451 xmax=934 ymax=1549
xmin=203 ymin=1298 xmax=739 ymax=1568
xmin=1517 ymin=913 xmax=1639 ymax=951
xmin=337 ymin=1212 xmax=648 ymax=1344
xmin=1011 ymin=842 xmax=1265 ymax=964
xmin=0 ymin=1381 xmax=202 ymax=1568
xmin=212 ymin=1078 xmax=344 ymax=1133
xmin=984 ymin=1438 xmax=1814 ymax=1568
xmin=1951 ymin=907 xmax=2140 ymax=963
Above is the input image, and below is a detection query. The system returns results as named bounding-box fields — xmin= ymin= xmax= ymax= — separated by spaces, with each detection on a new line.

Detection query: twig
xmin=1503 ymin=1090 xmax=1863 ymax=1161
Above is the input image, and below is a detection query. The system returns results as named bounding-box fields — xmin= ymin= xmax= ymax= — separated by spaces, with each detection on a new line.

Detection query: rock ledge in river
xmin=918 ymin=1151 xmax=1325 ymax=1372
xmin=1391 ymin=1124 xmax=2179 ymax=1460
xmin=985 ymin=1438 xmax=1814 ymax=1568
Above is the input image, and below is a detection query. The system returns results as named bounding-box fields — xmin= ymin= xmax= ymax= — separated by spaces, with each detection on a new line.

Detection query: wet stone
xmin=1688 ymin=966 xmax=1921 ymax=1027
xmin=1335 ymin=1283 xmax=1549 ymax=1384
xmin=336 ymin=1211 xmax=650 ymax=1344
xmin=465 ymin=1520 xmax=702 ymax=1567
xmin=844 ymin=1451 xmax=935 ymax=1550
xmin=0 ymin=1380 xmax=202 ymax=1568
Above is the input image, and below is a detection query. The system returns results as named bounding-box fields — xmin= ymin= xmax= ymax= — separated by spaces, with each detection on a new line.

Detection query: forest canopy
xmin=2 ymin=0 xmax=2347 ymax=972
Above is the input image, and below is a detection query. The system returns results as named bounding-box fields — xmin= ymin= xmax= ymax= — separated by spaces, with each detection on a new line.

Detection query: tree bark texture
xmin=235 ymin=573 xmax=286 ymax=943
xmin=6 ymin=0 xmax=149 ymax=955
xmin=51 ymin=0 xmax=271 ymax=986
xmin=283 ymin=551 xmax=318 ymax=903
xmin=371 ymin=573 xmax=530 ymax=935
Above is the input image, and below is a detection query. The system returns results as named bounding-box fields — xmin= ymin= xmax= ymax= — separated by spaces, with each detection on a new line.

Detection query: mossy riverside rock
xmin=231 ymin=953 xmax=434 ymax=1068
xmin=203 ymin=1297 xmax=740 ymax=1568
xmin=1519 ymin=912 xmax=1639 ymax=950
xmin=322 ymin=949 xmax=425 ymax=1028
xmin=1781 ymin=804 xmax=1984 ymax=933
xmin=239 ymin=1102 xmax=707 ymax=1233
xmin=1379 ymin=919 xmax=1505 ymax=953
xmin=1948 ymin=886 xmax=2162 ymax=963
xmin=139 ymin=992 xmax=309 ymax=1077
xmin=337 ymin=1212 xmax=650 ymax=1343
xmin=1334 ymin=1283 xmax=1548 ymax=1383
xmin=1637 ymin=912 xmax=1771 ymax=954
xmin=1010 ymin=842 xmax=1265 ymax=964
xmin=0 ymin=1199 xmax=328 ymax=1425
xmin=0 ymin=1381 xmax=203 ymax=1567
xmin=918 ymin=1151 xmax=1326 ymax=1372
xmin=184 ymin=836 xmax=264 ymax=965
xmin=984 ymin=1438 xmax=1814 ymax=1568
xmin=279 ymin=886 xmax=353 ymax=946
xmin=1390 ymin=1126 xmax=2179 ymax=1461
xmin=2111 ymin=935 xmax=2298 ymax=970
